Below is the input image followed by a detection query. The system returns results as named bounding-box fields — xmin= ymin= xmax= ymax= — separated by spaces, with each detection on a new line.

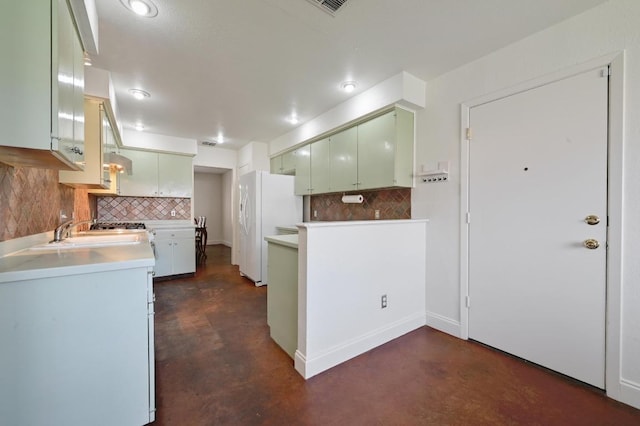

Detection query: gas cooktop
xmin=90 ymin=222 xmax=146 ymax=230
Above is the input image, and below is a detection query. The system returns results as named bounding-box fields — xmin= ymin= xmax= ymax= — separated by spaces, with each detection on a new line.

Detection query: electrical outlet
xmin=374 ymin=210 xmax=380 ymax=219
xmin=314 ymin=210 xmax=318 ymax=218
xmin=170 ymin=210 xmax=176 ymax=217
xmin=381 ymin=294 xmax=388 ymax=309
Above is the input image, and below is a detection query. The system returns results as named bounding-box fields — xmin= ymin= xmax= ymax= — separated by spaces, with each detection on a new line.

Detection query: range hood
xmin=103 ymin=152 xmax=132 ymax=175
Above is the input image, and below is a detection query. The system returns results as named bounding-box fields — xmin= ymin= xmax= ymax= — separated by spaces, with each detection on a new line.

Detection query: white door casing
xmin=466 ymin=67 xmax=608 ymax=388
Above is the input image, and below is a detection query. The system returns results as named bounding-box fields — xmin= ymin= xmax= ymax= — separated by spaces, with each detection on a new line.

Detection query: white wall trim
xmin=425 ymin=311 xmax=462 ymax=338
xmin=619 ymin=379 xmax=640 ymax=409
xmin=459 ymin=52 xmax=626 ymax=403
xmin=294 ymin=312 xmax=425 ymax=380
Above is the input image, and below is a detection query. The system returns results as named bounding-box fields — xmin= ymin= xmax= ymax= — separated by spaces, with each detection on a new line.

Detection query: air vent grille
xmin=200 ymin=140 xmax=217 ymax=147
xmin=307 ymin=0 xmax=348 ymax=15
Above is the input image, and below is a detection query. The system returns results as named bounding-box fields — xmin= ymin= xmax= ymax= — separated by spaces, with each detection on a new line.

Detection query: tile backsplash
xmin=0 ymin=164 xmax=96 ymax=242
xmin=310 ymin=188 xmax=411 ymax=221
xmin=97 ymin=196 xmax=191 ymax=221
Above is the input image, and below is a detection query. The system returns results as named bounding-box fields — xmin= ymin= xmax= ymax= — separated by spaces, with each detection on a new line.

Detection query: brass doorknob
xmin=585 ymin=215 xmax=600 ymax=225
xmin=584 ymin=239 xmax=600 ymax=250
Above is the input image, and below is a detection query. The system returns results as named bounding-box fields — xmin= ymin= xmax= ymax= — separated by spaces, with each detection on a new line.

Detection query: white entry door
xmin=468 ymin=68 xmax=608 ymax=388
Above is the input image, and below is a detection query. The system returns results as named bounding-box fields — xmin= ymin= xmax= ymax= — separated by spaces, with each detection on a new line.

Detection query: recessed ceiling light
xmin=134 ymin=123 xmax=145 ymax=131
xmin=341 ymin=81 xmax=357 ymax=93
xmin=119 ymin=0 xmax=158 ymax=17
xmin=83 ymin=52 xmax=92 ymax=67
xmin=129 ymin=89 xmax=150 ymax=100
xmin=287 ymin=113 xmax=299 ymax=125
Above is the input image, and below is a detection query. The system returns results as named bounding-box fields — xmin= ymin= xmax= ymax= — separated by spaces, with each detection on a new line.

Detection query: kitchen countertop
xmin=0 ymin=231 xmax=154 ymax=283
xmin=265 ymin=234 xmax=298 ymax=249
xmin=144 ymin=220 xmax=195 ymax=230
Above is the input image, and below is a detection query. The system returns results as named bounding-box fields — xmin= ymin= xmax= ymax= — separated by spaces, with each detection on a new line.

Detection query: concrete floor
xmin=152 ymin=245 xmax=640 ymax=425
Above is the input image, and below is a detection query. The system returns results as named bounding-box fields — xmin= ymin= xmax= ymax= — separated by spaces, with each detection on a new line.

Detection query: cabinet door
xmin=270 ymin=155 xmax=282 ymax=174
xmin=172 ymin=237 xmax=196 ymax=275
xmin=294 ymin=145 xmax=311 ymax=195
xmin=310 ymin=138 xmax=330 ymax=194
xmin=357 ymin=110 xmax=397 ymax=190
xmin=119 ymin=150 xmax=159 ymax=196
xmin=158 ymin=153 xmax=193 ymax=197
xmin=329 ymin=126 xmax=358 ymax=192
xmin=72 ymin=22 xmax=85 ymax=163
xmin=281 ymin=151 xmax=296 ymax=174
xmin=55 ymin=0 xmax=79 ymax=165
xmin=153 ymin=239 xmax=173 ymax=277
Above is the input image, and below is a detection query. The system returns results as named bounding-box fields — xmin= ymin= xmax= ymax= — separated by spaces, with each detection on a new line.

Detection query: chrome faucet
xmin=52 ymin=218 xmax=97 ymax=242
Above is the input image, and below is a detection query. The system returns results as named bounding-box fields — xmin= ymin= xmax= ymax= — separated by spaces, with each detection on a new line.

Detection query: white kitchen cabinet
xmin=119 ymin=149 xmax=193 ymax=197
xmin=0 ymin=0 xmax=86 ymax=170
xmin=311 ymin=138 xmax=331 ymax=194
xmin=356 ymin=108 xmax=414 ymax=190
xmin=0 ymin=266 xmax=155 ymax=426
xmin=294 ymin=145 xmax=311 ymax=195
xmin=328 ymin=126 xmax=358 ymax=192
xmin=153 ymin=228 xmax=195 ymax=277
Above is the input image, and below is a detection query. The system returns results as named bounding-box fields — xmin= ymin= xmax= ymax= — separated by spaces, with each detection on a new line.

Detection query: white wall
xmin=238 ymin=141 xmax=270 ymax=175
xmin=412 ymin=0 xmax=640 ymax=408
xmin=122 ymin=129 xmax=198 ymax=155
xmin=193 ymin=172 xmax=223 ymax=245
xmin=222 ymin=170 xmax=233 ymax=247
xmin=296 ymin=220 xmax=427 ymax=379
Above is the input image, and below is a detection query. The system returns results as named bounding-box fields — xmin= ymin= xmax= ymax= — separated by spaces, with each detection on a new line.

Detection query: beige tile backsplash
xmin=96 ymin=196 xmax=191 ymax=221
xmin=0 ymin=163 xmax=96 ymax=242
xmin=310 ymin=188 xmax=411 ymax=221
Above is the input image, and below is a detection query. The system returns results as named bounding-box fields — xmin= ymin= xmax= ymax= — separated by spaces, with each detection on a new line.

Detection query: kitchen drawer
xmin=153 ymin=228 xmax=194 ymax=240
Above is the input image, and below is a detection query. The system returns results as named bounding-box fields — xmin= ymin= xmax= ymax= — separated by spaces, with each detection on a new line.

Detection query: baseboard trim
xmin=425 ymin=311 xmax=462 ymax=338
xmin=616 ymin=379 xmax=640 ymax=410
xmin=295 ymin=312 xmax=425 ymax=379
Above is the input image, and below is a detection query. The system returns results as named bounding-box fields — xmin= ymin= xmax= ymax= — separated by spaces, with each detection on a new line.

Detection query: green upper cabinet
xmin=329 ymin=126 xmax=358 ymax=192
xmin=0 ymin=0 xmax=85 ymax=170
xmin=270 ymin=156 xmax=282 ymax=174
xmin=118 ymin=149 xmax=193 ymax=198
xmin=119 ymin=149 xmax=159 ymax=196
xmin=270 ymin=150 xmax=296 ymax=175
xmin=294 ymin=145 xmax=311 ymax=195
xmin=281 ymin=151 xmax=296 ymax=174
xmin=290 ymin=107 xmax=414 ymax=196
xmin=158 ymin=153 xmax=193 ymax=197
xmin=311 ymin=138 xmax=331 ymax=194
xmin=357 ymin=108 xmax=414 ymax=190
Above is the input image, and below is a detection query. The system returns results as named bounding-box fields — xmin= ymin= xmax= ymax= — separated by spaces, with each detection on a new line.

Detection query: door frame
xmin=459 ymin=52 xmax=624 ymax=397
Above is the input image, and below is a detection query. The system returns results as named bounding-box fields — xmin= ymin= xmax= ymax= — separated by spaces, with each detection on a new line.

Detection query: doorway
xmin=465 ymin=67 xmax=608 ymax=388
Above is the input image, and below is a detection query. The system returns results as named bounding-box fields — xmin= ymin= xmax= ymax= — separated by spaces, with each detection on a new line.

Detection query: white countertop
xmin=265 ymin=234 xmax=298 ymax=249
xmin=0 ymin=231 xmax=155 ymax=283
xmin=300 ymin=219 xmax=429 ymax=228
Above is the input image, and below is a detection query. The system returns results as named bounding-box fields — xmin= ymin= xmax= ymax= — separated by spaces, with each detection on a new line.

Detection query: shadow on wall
xmin=0 ymin=163 xmax=95 ymax=242
xmin=310 ymin=188 xmax=411 ymax=221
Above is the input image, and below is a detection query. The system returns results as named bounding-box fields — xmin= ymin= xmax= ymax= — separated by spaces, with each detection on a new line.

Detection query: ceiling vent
xmin=307 ymin=0 xmax=348 ymax=15
xmin=200 ymin=140 xmax=217 ymax=147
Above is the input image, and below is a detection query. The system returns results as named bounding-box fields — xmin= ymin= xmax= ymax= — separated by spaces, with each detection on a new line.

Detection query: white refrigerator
xmin=238 ymin=170 xmax=302 ymax=286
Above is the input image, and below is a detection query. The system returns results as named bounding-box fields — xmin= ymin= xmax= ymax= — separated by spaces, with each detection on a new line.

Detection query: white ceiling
xmin=93 ymin=0 xmax=606 ymax=150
